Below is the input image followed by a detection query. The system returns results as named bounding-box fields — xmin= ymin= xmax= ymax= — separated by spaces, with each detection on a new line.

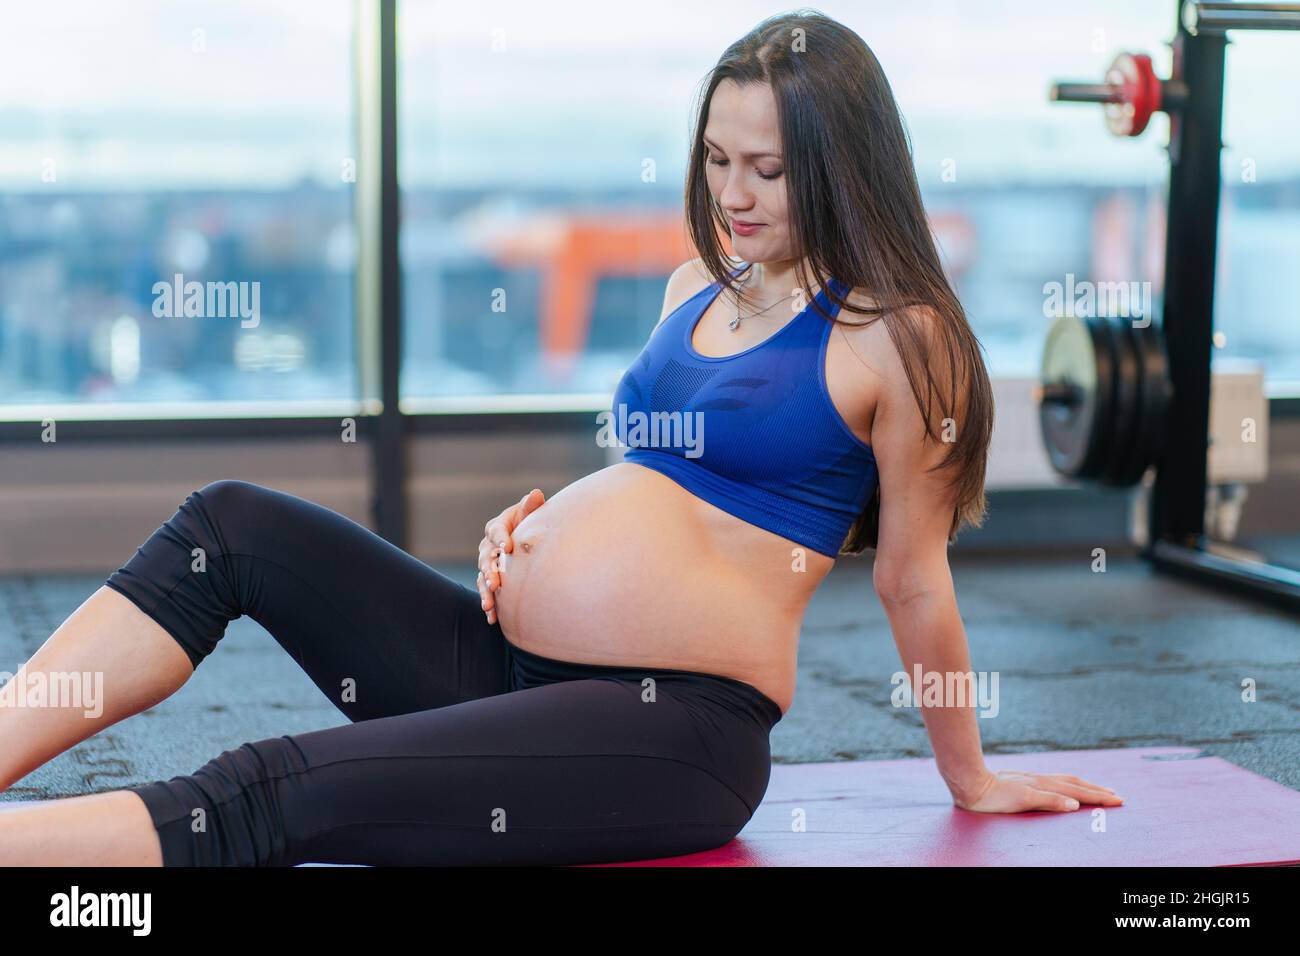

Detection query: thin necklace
xmin=729 ymin=264 xmax=793 ymax=331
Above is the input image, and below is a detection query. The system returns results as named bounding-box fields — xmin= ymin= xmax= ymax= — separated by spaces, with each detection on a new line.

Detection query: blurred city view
xmin=1 ymin=0 xmax=1297 ymax=415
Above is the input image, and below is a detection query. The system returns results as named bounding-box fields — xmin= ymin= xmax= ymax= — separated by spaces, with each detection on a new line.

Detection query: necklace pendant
xmin=728 ymin=315 xmax=741 ymax=332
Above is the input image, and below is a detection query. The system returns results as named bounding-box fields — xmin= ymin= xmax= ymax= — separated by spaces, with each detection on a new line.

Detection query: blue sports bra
xmin=611 ymin=266 xmax=878 ymax=557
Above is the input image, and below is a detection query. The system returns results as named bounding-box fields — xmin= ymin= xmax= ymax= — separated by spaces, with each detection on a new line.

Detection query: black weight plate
xmin=1100 ymin=316 xmax=1142 ymax=486
xmin=1114 ymin=319 xmax=1170 ymax=485
xmin=1136 ymin=319 xmax=1172 ymax=476
xmin=1039 ymin=314 xmax=1114 ymax=479
xmin=1040 ymin=314 xmax=1096 ymax=477
xmin=1078 ymin=315 xmax=1116 ymax=479
xmin=1109 ymin=318 xmax=1149 ymax=485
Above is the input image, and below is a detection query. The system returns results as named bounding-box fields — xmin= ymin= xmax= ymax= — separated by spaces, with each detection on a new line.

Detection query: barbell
xmin=1052 ymin=5 xmax=1300 ymax=138
xmin=1050 ymin=51 xmax=1187 ymax=138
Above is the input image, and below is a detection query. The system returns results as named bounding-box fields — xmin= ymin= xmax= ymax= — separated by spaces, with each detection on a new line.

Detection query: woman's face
xmin=702 ymin=79 xmax=791 ymax=263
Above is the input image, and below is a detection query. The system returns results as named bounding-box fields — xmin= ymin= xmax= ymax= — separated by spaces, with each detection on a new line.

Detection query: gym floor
xmin=4 ymin=543 xmax=1297 ymax=802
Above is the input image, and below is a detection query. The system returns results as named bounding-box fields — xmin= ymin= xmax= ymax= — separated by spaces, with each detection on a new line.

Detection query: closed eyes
xmin=707 ymin=157 xmax=783 ymax=181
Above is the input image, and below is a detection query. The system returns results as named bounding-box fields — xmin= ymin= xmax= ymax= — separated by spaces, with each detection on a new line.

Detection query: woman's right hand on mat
xmin=952 ymin=769 xmax=1123 ymax=814
xmin=477 ymin=488 xmax=546 ymax=624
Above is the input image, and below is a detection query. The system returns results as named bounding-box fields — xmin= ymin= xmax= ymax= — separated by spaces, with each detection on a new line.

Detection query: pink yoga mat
xmin=589 ymin=746 xmax=1300 ymax=867
xmin=5 ymin=747 xmax=1297 ymax=866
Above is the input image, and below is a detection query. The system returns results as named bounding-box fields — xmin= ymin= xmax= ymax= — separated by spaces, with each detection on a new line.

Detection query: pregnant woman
xmin=0 ymin=11 xmax=1120 ymax=866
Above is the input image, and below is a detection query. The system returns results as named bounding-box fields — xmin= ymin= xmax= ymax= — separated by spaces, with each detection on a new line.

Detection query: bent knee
xmin=193 ymin=479 xmax=271 ymax=515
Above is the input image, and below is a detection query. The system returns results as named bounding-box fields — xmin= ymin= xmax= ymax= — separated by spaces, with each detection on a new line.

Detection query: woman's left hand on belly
xmin=477 ymin=488 xmax=547 ymax=624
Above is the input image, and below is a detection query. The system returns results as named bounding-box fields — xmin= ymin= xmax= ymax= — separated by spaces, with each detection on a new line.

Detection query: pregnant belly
xmin=491 ymin=462 xmax=825 ymax=711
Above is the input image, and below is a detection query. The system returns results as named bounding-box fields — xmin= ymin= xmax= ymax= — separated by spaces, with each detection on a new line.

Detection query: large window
xmin=1217 ymin=29 xmax=1300 ymax=392
xmin=2 ymin=1 xmax=1298 ymax=419
xmin=396 ymin=0 xmax=722 ymax=406
xmin=394 ymin=1 xmax=1180 ymax=405
xmin=0 ymin=0 xmax=356 ymax=413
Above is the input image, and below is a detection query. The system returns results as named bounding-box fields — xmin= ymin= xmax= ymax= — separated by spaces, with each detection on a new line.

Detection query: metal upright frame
xmin=355 ymin=0 xmax=408 ymax=547
xmin=1142 ymin=2 xmax=1300 ymax=609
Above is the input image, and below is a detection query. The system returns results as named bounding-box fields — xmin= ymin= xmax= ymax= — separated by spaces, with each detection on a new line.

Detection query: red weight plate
xmin=1105 ymin=52 xmax=1160 ymax=137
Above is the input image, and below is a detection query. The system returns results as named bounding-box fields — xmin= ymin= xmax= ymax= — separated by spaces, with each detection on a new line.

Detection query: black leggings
xmin=105 ymin=480 xmax=782 ymax=866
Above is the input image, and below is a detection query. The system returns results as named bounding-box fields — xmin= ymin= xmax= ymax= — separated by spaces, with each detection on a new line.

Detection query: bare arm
xmin=869 ymin=307 xmax=1122 ymax=813
xmin=868 ymin=307 xmax=990 ymax=804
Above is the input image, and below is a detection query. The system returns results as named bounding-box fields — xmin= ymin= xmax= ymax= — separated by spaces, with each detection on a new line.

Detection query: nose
xmin=717 ymin=171 xmax=754 ymax=216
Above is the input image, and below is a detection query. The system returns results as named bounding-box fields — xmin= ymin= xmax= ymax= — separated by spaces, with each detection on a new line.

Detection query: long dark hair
xmin=683 ymin=8 xmax=993 ymax=554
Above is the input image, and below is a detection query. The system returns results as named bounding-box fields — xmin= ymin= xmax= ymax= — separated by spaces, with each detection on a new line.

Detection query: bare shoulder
xmin=824 ymin=294 xmax=947 ymax=446
xmin=656 ymin=258 xmax=715 ymax=327
xmin=828 ymin=287 xmax=902 ymax=381
xmin=835 ymin=295 xmax=942 ymax=385
xmin=822 ymin=286 xmax=892 ymax=447
xmin=859 ymin=300 xmax=968 ymax=449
